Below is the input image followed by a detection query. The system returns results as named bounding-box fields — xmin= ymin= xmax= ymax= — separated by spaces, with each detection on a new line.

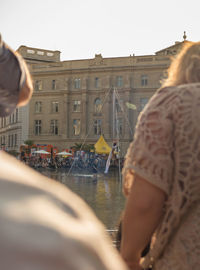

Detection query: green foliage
xmin=24 ymin=140 xmax=34 ymax=154
xmin=71 ymin=143 xmax=95 ymax=152
xmin=83 ymin=144 xmax=95 ymax=152
xmin=24 ymin=140 xmax=34 ymax=147
xmin=72 ymin=143 xmax=82 ymax=150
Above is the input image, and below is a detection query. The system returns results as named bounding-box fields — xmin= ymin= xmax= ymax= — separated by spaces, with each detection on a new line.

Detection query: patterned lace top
xmin=123 ymin=83 xmax=200 ymax=270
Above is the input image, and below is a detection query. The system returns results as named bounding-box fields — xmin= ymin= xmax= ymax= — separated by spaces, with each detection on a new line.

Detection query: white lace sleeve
xmin=123 ymin=88 xmax=175 ymax=195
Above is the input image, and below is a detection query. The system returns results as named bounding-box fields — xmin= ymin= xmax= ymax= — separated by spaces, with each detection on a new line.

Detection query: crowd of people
xmin=21 ymin=151 xmax=124 ymax=173
xmin=0 ymin=34 xmax=199 ymax=270
xmin=21 ymin=154 xmax=72 ymax=169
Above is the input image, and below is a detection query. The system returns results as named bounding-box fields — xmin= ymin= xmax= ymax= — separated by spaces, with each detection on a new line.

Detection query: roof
xmin=155 ymin=41 xmax=187 ymax=56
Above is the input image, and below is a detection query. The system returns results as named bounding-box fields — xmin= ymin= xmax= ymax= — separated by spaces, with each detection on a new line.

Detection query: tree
xmin=24 ymin=140 xmax=34 ymax=147
xmin=24 ymin=140 xmax=34 ymax=155
xmin=83 ymin=144 xmax=95 ymax=152
xmin=72 ymin=143 xmax=82 ymax=151
xmin=71 ymin=143 xmax=95 ymax=152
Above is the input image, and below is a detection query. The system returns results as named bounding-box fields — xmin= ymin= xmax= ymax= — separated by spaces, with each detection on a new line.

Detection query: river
xmin=38 ymin=168 xmax=125 ymax=230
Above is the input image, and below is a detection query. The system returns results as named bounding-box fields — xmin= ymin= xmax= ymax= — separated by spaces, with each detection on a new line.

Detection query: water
xmin=38 ymin=168 xmax=125 ymax=229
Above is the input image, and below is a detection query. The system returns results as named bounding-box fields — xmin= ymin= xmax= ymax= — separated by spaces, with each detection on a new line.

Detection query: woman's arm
xmin=120 ymin=171 xmax=166 ymax=270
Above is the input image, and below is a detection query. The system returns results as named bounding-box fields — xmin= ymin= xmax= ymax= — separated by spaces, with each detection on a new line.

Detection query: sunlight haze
xmin=1 ymin=0 xmax=199 ymax=60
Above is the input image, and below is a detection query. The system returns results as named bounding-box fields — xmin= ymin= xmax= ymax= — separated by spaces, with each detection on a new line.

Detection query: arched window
xmin=94 ymin=98 xmax=102 ymax=113
xmin=73 ymin=119 xmax=81 ymax=135
xmin=94 ymin=119 xmax=102 ymax=135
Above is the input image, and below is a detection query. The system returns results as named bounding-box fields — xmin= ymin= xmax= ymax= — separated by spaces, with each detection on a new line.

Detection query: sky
xmin=1 ymin=0 xmax=199 ymax=61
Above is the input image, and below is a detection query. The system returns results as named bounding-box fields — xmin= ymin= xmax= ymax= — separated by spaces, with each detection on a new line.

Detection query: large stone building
xmin=0 ymin=37 xmax=187 ymax=156
xmin=0 ymin=105 xmax=29 ymax=152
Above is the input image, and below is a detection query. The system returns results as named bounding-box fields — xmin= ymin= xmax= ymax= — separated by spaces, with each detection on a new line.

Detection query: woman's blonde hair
xmin=162 ymin=41 xmax=200 ymax=87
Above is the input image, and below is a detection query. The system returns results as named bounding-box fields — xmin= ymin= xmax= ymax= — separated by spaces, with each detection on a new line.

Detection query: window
xmin=8 ymin=135 xmax=14 ymax=147
xmin=94 ymin=98 xmax=102 ymax=113
xmin=74 ymin=78 xmax=81 ymax=89
xmin=51 ymin=101 xmax=59 ymax=113
xmin=11 ymin=134 xmax=14 ymax=147
xmin=9 ymin=114 xmax=14 ymax=124
xmin=35 ymin=101 xmax=42 ymax=113
xmin=14 ymin=134 xmax=17 ymax=146
xmin=27 ymin=49 xmax=35 ymax=54
xmin=3 ymin=117 xmax=6 ymax=127
xmin=35 ymin=120 xmax=42 ymax=135
xmin=116 ymin=76 xmax=123 ymax=87
xmin=73 ymin=119 xmax=81 ymax=135
xmin=8 ymin=135 xmax=10 ymax=147
xmin=0 ymin=136 xmax=5 ymax=148
xmin=16 ymin=109 xmax=18 ymax=122
xmin=35 ymin=80 xmax=42 ymax=91
xmin=141 ymin=75 xmax=148 ymax=86
xmin=2 ymin=136 xmax=5 ymax=146
xmin=37 ymin=51 xmax=44 ymax=55
xmin=94 ymin=119 xmax=102 ymax=135
xmin=73 ymin=100 xmax=81 ymax=112
xmin=115 ymin=99 xmax=123 ymax=113
xmin=95 ymin=77 xmax=99 ymax=88
xmin=116 ymin=118 xmax=123 ymax=136
xmin=52 ymin=80 xmax=56 ymax=90
xmin=47 ymin=52 xmax=54 ymax=57
xmin=140 ymin=98 xmax=149 ymax=111
xmin=50 ymin=120 xmax=58 ymax=135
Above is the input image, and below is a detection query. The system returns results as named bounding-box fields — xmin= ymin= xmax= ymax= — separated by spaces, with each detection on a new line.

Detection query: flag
xmin=126 ymin=102 xmax=137 ymax=110
xmin=104 ymin=149 xmax=112 ymax=174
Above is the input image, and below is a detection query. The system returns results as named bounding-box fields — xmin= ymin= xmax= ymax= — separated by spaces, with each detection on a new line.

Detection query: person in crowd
xmin=0 ymin=35 xmax=128 ymax=270
xmin=120 ymin=41 xmax=200 ymax=270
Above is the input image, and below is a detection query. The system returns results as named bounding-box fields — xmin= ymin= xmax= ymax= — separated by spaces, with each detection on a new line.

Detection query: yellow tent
xmin=94 ymin=135 xmax=112 ymax=154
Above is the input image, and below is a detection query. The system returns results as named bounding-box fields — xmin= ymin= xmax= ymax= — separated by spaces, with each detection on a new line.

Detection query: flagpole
xmin=115 ymin=88 xmax=122 ymax=183
xmin=112 ymin=87 xmax=115 ymax=140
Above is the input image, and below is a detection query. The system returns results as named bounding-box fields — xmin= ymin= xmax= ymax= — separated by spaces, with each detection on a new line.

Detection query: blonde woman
xmin=120 ymin=41 xmax=200 ymax=270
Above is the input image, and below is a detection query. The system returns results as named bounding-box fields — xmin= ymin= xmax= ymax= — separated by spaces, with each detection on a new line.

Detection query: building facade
xmin=0 ymin=105 xmax=29 ymax=153
xmin=0 ymin=39 xmax=186 ymax=156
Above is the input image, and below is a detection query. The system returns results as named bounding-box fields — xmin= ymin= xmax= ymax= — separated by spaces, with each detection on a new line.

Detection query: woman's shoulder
xmin=148 ymin=83 xmax=200 ymax=110
xmin=142 ymin=85 xmax=179 ymax=115
xmin=156 ymin=82 xmax=200 ymax=97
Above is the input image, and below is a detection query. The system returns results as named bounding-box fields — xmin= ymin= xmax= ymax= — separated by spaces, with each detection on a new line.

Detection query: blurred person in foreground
xmin=0 ymin=35 xmax=128 ymax=270
xmin=120 ymin=41 xmax=200 ymax=270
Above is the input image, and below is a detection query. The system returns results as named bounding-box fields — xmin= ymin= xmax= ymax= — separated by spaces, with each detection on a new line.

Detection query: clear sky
xmin=1 ymin=0 xmax=199 ymax=61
